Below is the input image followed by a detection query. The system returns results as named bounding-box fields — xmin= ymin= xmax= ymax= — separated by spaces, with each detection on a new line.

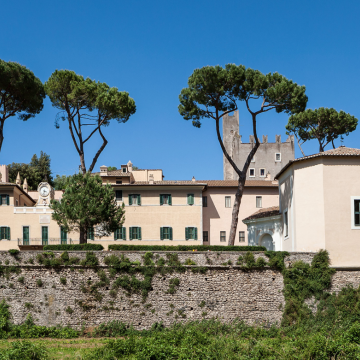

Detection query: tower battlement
xmin=223 ymin=111 xmax=294 ymax=180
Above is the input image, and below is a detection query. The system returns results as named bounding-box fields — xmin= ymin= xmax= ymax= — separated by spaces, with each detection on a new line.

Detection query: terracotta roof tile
xmin=243 ymin=206 xmax=280 ymax=221
xmin=275 ymin=146 xmax=360 ymax=180
xmin=0 ymin=183 xmax=36 ymax=203
xmin=197 ymin=180 xmax=278 ymax=187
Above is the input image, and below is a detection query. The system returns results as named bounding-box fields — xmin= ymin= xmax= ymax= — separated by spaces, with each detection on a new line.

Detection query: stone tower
xmin=223 ymin=111 xmax=295 ymax=180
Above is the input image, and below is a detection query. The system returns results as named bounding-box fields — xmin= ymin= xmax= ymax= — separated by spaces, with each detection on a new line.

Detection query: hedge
xmin=43 ymin=244 xmax=104 ymax=251
xmin=108 ymin=245 xmax=266 ymax=252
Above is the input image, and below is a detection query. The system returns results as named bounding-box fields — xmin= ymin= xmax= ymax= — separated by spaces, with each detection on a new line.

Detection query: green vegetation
xmin=8 ymin=249 xmax=20 ymax=256
xmin=36 ymin=279 xmax=43 ymax=287
xmin=108 ymin=245 xmax=266 ymax=251
xmin=60 ymin=277 xmax=66 ymax=285
xmin=43 ymin=244 xmax=104 ymax=251
xmin=166 ymin=278 xmax=180 ymax=294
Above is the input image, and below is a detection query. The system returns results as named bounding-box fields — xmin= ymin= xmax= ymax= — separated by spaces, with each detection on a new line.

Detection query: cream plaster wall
xmin=202 ymin=186 xmax=279 ymax=245
xmin=322 ymin=158 xmax=360 ymax=266
xmin=132 ymin=169 xmax=163 ymax=182
xmin=279 ymin=167 xmax=293 ymax=251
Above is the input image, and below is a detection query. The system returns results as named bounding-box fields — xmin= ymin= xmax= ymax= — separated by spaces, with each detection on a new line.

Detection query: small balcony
xmin=17 ymin=238 xmax=74 ymax=250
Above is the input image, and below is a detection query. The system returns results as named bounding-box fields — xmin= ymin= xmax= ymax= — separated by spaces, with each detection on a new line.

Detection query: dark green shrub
xmin=255 ymin=257 xmax=267 ymax=267
xmin=184 ymin=258 xmax=197 ymax=265
xmin=0 ymin=340 xmax=48 ymax=359
xmin=8 ymin=249 xmax=20 ymax=256
xmin=18 ymin=276 xmax=24 ymax=283
xmin=108 ymin=245 xmax=266 ymax=251
xmin=65 ymin=307 xmax=74 ymax=314
xmin=60 ymin=277 xmax=66 ymax=285
xmin=80 ymin=252 xmax=99 ymax=268
xmin=36 ymin=279 xmax=43 ymax=287
xmin=43 ymin=244 xmax=104 ymax=251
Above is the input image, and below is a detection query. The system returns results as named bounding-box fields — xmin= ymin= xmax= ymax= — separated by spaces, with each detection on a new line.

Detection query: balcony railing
xmin=17 ymin=238 xmax=74 ymax=246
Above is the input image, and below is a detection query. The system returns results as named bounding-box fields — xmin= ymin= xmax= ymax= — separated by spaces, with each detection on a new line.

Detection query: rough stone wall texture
xmin=222 ymin=111 xmax=295 ymax=181
xmin=1 ymin=251 xmax=359 ymax=330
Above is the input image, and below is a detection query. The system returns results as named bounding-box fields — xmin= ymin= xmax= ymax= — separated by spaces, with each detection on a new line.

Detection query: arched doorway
xmin=259 ymin=233 xmax=274 ymax=251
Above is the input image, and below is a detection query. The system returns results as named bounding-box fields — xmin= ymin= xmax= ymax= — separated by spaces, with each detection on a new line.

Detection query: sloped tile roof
xmin=275 ymin=146 xmax=360 ymax=180
xmin=197 ymin=180 xmax=278 ymax=187
xmin=0 ymin=183 xmax=36 ymax=203
xmin=243 ymin=206 xmax=280 ymax=221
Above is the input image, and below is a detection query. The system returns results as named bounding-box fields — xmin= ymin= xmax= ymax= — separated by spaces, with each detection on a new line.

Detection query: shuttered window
xmin=60 ymin=227 xmax=67 ymax=244
xmin=185 ymin=227 xmax=197 ymax=240
xmin=0 ymin=227 xmax=10 ymax=240
xmin=129 ymin=194 xmax=141 ymax=205
xmin=225 ymin=196 xmax=231 ymax=208
xmin=187 ymin=194 xmax=194 ymax=205
xmin=115 ymin=190 xmax=122 ymax=201
xmin=160 ymin=194 xmax=172 ymax=205
xmin=160 ymin=227 xmax=173 ymax=240
xmin=256 ymin=196 xmax=262 ymax=208
xmin=87 ymin=227 xmax=94 ymax=240
xmin=0 ymin=195 xmax=9 ymax=206
xmin=203 ymin=231 xmax=208 ymax=242
xmin=239 ymin=231 xmax=245 ymax=242
xmin=202 ymin=196 xmax=207 ymax=207
xmin=220 ymin=231 xmax=226 ymax=242
xmin=23 ymin=226 xmax=29 ymax=245
xmin=129 ymin=227 xmax=141 ymax=240
xmin=114 ymin=227 xmax=126 ymax=240
xmin=42 ymin=226 xmax=48 ymax=245
xmin=354 ymin=200 xmax=360 ymax=226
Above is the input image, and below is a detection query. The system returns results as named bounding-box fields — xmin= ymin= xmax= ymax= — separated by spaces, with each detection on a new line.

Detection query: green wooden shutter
xmin=137 ymin=195 xmax=141 ymax=206
xmin=6 ymin=195 xmax=9 ymax=205
xmin=42 ymin=227 xmax=48 ymax=245
xmin=122 ymin=227 xmax=126 ymax=240
xmin=194 ymin=227 xmax=198 ymax=240
xmin=23 ymin=227 xmax=29 ymax=244
xmin=128 ymin=195 xmax=132 ymax=205
xmin=129 ymin=227 xmax=133 ymax=240
xmin=188 ymin=194 xmax=194 ymax=205
xmin=6 ymin=227 xmax=10 ymax=240
xmin=138 ymin=227 xmax=142 ymax=240
xmin=168 ymin=195 xmax=172 ymax=205
xmin=160 ymin=227 xmax=163 ymax=240
xmin=160 ymin=195 xmax=163 ymax=206
xmin=169 ymin=227 xmax=173 ymax=240
xmin=185 ymin=227 xmax=189 ymax=240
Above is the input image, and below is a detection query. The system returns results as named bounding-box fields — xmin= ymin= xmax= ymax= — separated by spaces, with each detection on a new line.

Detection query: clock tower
xmin=36 ymin=182 xmax=54 ymax=207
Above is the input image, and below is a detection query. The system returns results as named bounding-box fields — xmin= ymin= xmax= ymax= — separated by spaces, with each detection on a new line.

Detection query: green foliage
xmin=0 ymin=340 xmax=49 ymax=360
xmin=45 ymin=69 xmax=136 ymax=173
xmin=108 ymin=245 xmax=266 ymax=251
xmin=255 ymin=257 xmax=267 ymax=267
xmin=36 ymin=279 xmax=43 ymax=287
xmin=0 ymin=59 xmax=45 ymax=152
xmin=265 ymin=251 xmax=289 ymax=271
xmin=8 ymin=249 xmax=20 ymax=256
xmin=60 ymin=277 xmax=66 ymax=285
xmin=167 ymin=278 xmax=180 ymax=294
xmin=43 ymin=244 xmax=104 ymax=251
xmin=65 ymin=307 xmax=73 ymax=314
xmin=8 ymin=151 xmax=54 ymax=190
xmin=199 ymin=301 xmax=206 ymax=308
xmin=80 ymin=252 xmax=99 ymax=268
xmin=53 ymin=174 xmax=73 ymax=191
xmin=0 ymin=264 xmax=21 ymax=279
xmin=184 ymin=258 xmax=197 ymax=265
xmin=50 ymin=173 xmax=125 ymax=243
xmin=107 ymin=166 xmax=117 ymax=172
xmin=286 ymin=107 xmax=358 ymax=152
xmin=18 ymin=276 xmax=24 ymax=283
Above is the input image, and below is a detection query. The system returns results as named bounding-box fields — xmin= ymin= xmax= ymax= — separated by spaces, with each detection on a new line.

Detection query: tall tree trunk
xmin=0 ymin=120 xmax=4 ymax=152
xmin=228 ymin=176 xmax=246 ymax=246
xmin=79 ymin=229 xmax=87 ymax=244
xmin=80 ymin=153 xmax=86 ymax=174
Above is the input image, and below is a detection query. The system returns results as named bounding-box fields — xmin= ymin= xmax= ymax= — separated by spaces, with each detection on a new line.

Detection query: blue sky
xmin=1 ymin=0 xmax=359 ymax=180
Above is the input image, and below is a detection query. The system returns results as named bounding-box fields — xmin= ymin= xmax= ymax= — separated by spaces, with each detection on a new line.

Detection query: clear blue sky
xmin=1 ymin=0 xmax=359 ymax=180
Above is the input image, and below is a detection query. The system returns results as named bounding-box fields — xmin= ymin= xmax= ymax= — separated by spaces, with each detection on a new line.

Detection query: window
xmin=225 ymin=196 xmax=231 ymax=208
xmin=239 ymin=231 xmax=245 ymax=242
xmin=114 ymin=227 xmax=126 ymax=240
xmin=187 ymin=194 xmax=194 ymax=205
xmin=115 ymin=190 xmax=122 ymax=201
xmin=160 ymin=194 xmax=172 ymax=205
xmin=129 ymin=194 xmax=141 ymax=205
xmin=284 ymin=211 xmax=288 ymax=237
xmin=122 ymin=167 xmax=127 ymax=173
xmin=42 ymin=226 xmax=48 ymax=245
xmin=354 ymin=199 xmax=360 ymax=227
xmin=203 ymin=231 xmax=209 ymax=242
xmin=185 ymin=227 xmax=197 ymax=240
xmin=220 ymin=231 xmax=226 ymax=242
xmin=160 ymin=227 xmax=173 ymax=240
xmin=23 ymin=226 xmax=29 ymax=245
xmin=87 ymin=227 xmax=94 ymax=240
xmin=259 ymin=168 xmax=266 ymax=177
xmin=275 ymin=153 xmax=281 ymax=162
xmin=60 ymin=227 xmax=67 ymax=245
xmin=249 ymin=169 xmax=255 ymax=177
xmin=256 ymin=196 xmax=262 ymax=208
xmin=202 ymin=196 xmax=207 ymax=207
xmin=129 ymin=227 xmax=141 ymax=240
xmin=116 ymin=180 xmax=122 ymax=184
xmin=0 ymin=195 xmax=9 ymax=206
xmin=0 ymin=227 xmax=10 ymax=240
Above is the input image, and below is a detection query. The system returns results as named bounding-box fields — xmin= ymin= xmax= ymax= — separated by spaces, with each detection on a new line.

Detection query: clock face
xmin=40 ymin=186 xmax=49 ymax=197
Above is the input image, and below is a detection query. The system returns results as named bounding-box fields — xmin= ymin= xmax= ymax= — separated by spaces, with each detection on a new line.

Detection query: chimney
xmin=265 ymin=172 xmax=272 ymax=181
xmin=23 ymin=178 xmax=28 ymax=193
xmin=99 ymin=165 xmax=108 ymax=177
xmin=16 ymin=172 xmax=21 ymax=186
xmin=192 ymin=176 xmax=196 ymax=182
xmin=262 ymin=135 xmax=268 ymax=143
xmin=127 ymin=160 xmax=133 ymax=172
xmin=149 ymin=174 xmax=154 ymax=184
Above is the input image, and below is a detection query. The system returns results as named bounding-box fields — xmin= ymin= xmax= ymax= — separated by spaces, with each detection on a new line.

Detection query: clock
xmin=40 ymin=186 xmax=49 ymax=197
